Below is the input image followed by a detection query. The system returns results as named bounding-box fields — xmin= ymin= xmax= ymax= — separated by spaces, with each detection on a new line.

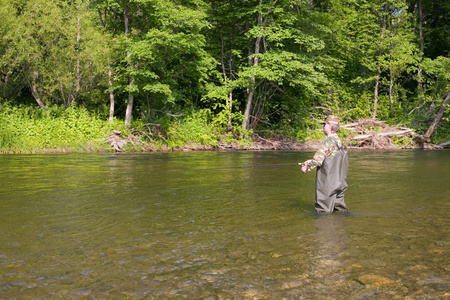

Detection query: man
xmin=300 ymin=115 xmax=349 ymax=213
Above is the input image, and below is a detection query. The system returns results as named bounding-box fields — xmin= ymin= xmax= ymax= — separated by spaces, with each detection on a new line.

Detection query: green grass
xmin=2 ymin=102 xmax=447 ymax=153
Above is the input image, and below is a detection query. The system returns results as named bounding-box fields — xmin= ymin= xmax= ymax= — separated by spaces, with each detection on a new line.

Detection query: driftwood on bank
xmin=344 ymin=119 xmax=434 ymax=149
xmin=103 ymin=130 xmax=150 ymax=151
xmin=103 ymin=130 xmax=128 ymax=151
xmin=437 ymin=140 xmax=450 ymax=149
xmin=102 ymin=118 xmax=446 ymax=152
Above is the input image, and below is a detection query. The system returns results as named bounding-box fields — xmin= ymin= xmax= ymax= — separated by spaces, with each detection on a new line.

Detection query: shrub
xmin=0 ymin=103 xmax=114 ymax=152
xmin=166 ymin=110 xmax=218 ymax=148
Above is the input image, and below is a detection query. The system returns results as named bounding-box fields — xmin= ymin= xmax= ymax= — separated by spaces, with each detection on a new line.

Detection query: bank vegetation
xmin=0 ymin=0 xmax=448 ymax=153
xmin=1 ymin=103 xmax=448 ymax=154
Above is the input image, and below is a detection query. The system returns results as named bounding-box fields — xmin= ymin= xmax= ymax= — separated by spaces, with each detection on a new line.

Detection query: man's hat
xmin=324 ymin=115 xmax=340 ymax=124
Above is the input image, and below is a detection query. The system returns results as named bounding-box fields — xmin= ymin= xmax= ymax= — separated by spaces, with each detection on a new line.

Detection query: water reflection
xmin=312 ymin=214 xmax=348 ymax=286
xmin=284 ymin=213 xmax=352 ymax=299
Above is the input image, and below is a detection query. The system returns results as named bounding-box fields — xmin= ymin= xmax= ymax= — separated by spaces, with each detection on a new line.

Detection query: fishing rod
xmin=189 ymin=162 xmax=305 ymax=171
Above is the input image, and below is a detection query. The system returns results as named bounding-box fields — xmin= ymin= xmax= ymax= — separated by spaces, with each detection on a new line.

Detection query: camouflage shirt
xmin=307 ymin=134 xmax=343 ymax=171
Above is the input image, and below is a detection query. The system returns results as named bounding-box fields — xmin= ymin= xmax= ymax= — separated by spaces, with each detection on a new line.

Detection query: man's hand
xmin=300 ymin=161 xmax=310 ymax=173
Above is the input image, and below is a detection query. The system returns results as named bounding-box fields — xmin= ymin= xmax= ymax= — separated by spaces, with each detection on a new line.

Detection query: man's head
xmin=323 ymin=115 xmax=340 ymax=135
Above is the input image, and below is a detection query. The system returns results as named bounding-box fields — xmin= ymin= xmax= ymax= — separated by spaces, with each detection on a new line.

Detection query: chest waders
xmin=315 ymin=139 xmax=349 ymax=213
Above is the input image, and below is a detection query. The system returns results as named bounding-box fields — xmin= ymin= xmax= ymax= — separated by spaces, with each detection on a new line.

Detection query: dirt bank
xmin=104 ymin=118 xmax=448 ymax=152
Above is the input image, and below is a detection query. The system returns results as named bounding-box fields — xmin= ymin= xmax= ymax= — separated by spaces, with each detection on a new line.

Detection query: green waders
xmin=315 ymin=142 xmax=349 ymax=213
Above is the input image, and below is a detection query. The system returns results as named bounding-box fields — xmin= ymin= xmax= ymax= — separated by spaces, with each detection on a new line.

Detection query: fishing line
xmin=188 ymin=162 xmax=304 ymax=171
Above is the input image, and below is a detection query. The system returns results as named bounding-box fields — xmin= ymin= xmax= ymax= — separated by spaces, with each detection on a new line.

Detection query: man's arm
xmin=301 ymin=139 xmax=332 ymax=172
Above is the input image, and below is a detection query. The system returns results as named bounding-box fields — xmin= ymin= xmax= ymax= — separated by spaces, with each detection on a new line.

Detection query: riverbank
xmin=101 ymin=118 xmax=449 ymax=153
xmin=2 ymin=130 xmax=447 ymax=155
xmin=1 ymin=112 xmax=448 ymax=154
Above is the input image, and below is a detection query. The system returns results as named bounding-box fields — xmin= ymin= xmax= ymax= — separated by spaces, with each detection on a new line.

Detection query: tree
xmin=0 ymin=0 xmax=25 ymax=101
xmin=0 ymin=0 xmax=447 ymax=144
xmin=94 ymin=0 xmax=214 ymax=126
xmin=381 ymin=1 xmax=417 ymax=114
xmin=123 ymin=0 xmax=134 ymax=126
xmin=421 ymin=56 xmax=450 ymax=140
xmin=7 ymin=0 xmax=109 ymax=108
xmin=205 ymin=0 xmax=332 ymax=132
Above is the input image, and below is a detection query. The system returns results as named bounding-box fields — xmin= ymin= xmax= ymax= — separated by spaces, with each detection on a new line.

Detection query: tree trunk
xmin=227 ymin=38 xmax=234 ymax=129
xmin=30 ymin=71 xmax=46 ymax=109
xmin=220 ymin=32 xmax=233 ymax=129
xmin=242 ymin=38 xmax=261 ymax=131
xmin=227 ymin=92 xmax=233 ymax=129
xmin=373 ymin=2 xmax=388 ymax=119
xmin=97 ymin=8 xmax=105 ymax=28
xmin=389 ymin=33 xmax=394 ymax=112
xmin=424 ymin=91 xmax=450 ymax=140
xmin=96 ymin=5 xmax=114 ymax=122
xmin=73 ymin=16 xmax=81 ymax=106
xmin=388 ymin=19 xmax=396 ymax=112
xmin=124 ymin=1 xmax=134 ymax=126
xmin=389 ymin=68 xmax=394 ymax=111
xmin=373 ymin=69 xmax=380 ymax=119
xmin=125 ymin=77 xmax=134 ymax=126
xmin=67 ymin=17 xmax=81 ymax=105
xmin=242 ymin=22 xmax=252 ymax=132
xmin=417 ymin=0 xmax=424 ymax=95
xmin=108 ymin=64 xmax=115 ymax=122
xmin=242 ymin=1 xmax=264 ymax=131
xmin=242 ymin=87 xmax=255 ymax=131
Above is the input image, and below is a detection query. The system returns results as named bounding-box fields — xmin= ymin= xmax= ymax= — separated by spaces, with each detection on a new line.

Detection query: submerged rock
xmin=356 ymin=274 xmax=397 ymax=287
xmin=417 ymin=276 xmax=450 ymax=292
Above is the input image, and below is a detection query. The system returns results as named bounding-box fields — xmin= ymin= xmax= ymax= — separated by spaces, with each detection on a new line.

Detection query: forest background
xmin=0 ymin=0 xmax=449 ymax=153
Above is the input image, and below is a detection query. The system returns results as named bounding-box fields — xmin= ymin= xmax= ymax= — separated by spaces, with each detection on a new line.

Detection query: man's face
xmin=323 ymin=123 xmax=329 ymax=135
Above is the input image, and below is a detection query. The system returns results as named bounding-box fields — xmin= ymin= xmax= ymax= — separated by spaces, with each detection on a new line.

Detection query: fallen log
xmin=378 ymin=129 xmax=412 ymax=137
xmin=351 ymin=129 xmax=412 ymax=140
xmin=437 ymin=140 xmax=450 ymax=148
xmin=351 ymin=134 xmax=372 ymax=140
xmin=408 ymin=131 xmax=430 ymax=143
xmin=344 ymin=118 xmax=434 ymax=149
xmin=424 ymin=91 xmax=450 ymax=140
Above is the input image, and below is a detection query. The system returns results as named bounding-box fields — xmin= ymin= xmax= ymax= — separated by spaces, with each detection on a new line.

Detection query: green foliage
xmin=166 ymin=110 xmax=218 ymax=148
xmin=5 ymin=0 xmax=110 ymax=107
xmin=0 ymin=0 xmax=449 ymax=151
xmin=0 ymin=103 xmax=115 ymax=152
xmin=431 ymin=123 xmax=450 ymax=144
xmin=391 ymin=135 xmax=415 ymax=148
xmin=104 ymin=0 xmax=214 ymax=118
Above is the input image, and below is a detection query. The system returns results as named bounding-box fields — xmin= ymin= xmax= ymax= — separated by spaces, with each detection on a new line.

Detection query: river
xmin=0 ymin=150 xmax=449 ymax=299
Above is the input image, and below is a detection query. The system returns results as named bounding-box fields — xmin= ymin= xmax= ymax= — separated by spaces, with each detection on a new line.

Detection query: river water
xmin=0 ymin=150 xmax=448 ymax=299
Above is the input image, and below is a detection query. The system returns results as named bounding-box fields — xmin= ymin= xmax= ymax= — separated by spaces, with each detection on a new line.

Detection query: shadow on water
xmin=0 ymin=150 xmax=448 ymax=298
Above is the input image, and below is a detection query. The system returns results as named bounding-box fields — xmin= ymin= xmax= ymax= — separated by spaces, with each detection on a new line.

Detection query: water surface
xmin=0 ymin=150 xmax=448 ymax=299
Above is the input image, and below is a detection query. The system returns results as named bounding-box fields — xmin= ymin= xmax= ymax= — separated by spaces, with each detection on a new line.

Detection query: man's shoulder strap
xmin=329 ymin=136 xmax=344 ymax=151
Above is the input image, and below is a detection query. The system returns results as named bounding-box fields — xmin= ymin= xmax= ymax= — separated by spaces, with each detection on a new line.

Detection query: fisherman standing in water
xmin=300 ymin=115 xmax=349 ymax=213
